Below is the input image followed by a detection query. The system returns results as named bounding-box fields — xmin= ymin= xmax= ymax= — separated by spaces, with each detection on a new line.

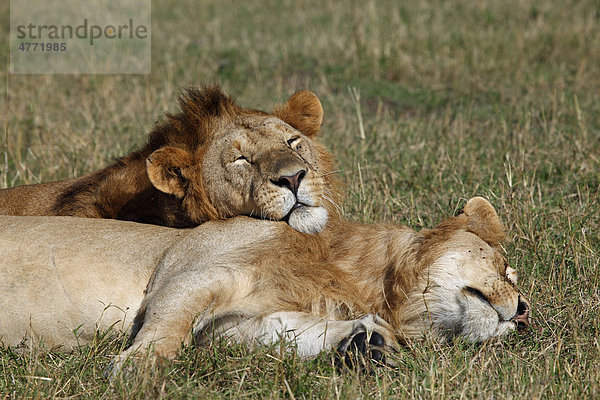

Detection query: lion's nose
xmin=272 ymin=170 xmax=306 ymax=195
xmin=511 ymin=298 xmax=530 ymax=329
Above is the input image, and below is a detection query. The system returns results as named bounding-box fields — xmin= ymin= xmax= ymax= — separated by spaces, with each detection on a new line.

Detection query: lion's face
xmin=201 ymin=117 xmax=330 ymax=234
xmin=145 ymin=89 xmax=337 ymax=234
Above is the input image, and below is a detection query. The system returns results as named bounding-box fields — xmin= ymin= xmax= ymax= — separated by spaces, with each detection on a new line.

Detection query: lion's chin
xmin=287 ymin=206 xmax=328 ymax=234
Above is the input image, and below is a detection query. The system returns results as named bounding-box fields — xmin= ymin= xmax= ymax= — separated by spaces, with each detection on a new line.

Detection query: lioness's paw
xmin=335 ymin=314 xmax=397 ymax=370
xmin=336 ymin=331 xmax=386 ymax=369
xmin=106 ymin=350 xmax=137 ymax=380
xmin=106 ymin=345 xmax=160 ymax=380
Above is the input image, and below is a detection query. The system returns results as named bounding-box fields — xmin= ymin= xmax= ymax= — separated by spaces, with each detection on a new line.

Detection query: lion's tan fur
xmin=0 ymin=87 xmax=339 ymax=232
xmin=0 ymin=197 xmax=529 ymax=363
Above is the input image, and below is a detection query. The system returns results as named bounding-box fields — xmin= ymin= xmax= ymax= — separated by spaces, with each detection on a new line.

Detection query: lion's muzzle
xmin=271 ymin=169 xmax=306 ymax=196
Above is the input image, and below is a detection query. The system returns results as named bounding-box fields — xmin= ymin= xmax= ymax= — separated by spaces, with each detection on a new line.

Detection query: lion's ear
xmin=146 ymin=147 xmax=192 ymax=198
xmin=273 ymin=90 xmax=324 ymax=138
xmin=459 ymin=197 xmax=506 ymax=247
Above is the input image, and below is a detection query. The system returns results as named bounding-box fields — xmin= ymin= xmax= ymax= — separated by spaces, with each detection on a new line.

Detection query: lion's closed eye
xmin=463 ymin=286 xmax=491 ymax=306
xmin=233 ymin=155 xmax=251 ymax=166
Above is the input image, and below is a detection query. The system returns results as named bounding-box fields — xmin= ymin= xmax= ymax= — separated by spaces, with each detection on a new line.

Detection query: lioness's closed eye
xmin=0 ymin=87 xmax=340 ymax=233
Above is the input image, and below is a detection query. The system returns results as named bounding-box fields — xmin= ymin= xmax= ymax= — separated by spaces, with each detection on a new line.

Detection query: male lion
xmin=0 ymin=87 xmax=337 ymax=233
xmin=0 ymin=197 xmax=529 ymax=370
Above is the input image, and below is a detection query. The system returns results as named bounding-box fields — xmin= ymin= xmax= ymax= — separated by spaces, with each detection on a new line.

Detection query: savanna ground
xmin=1 ymin=0 xmax=599 ymax=398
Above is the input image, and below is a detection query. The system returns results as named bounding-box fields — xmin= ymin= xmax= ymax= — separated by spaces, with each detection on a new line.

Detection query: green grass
xmin=1 ymin=0 xmax=599 ymax=398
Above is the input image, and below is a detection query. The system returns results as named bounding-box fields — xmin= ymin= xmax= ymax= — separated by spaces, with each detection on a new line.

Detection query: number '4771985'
xmin=18 ymin=42 xmax=67 ymax=52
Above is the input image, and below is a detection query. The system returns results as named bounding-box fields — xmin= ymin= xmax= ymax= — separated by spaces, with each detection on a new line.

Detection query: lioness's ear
xmin=458 ymin=197 xmax=506 ymax=247
xmin=146 ymin=147 xmax=192 ymax=198
xmin=273 ymin=90 xmax=323 ymax=138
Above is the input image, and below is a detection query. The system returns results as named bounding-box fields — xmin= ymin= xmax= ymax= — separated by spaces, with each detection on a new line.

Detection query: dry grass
xmin=1 ymin=0 xmax=599 ymax=398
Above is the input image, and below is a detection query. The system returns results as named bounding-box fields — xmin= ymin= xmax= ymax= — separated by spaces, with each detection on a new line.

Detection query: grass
xmin=1 ymin=0 xmax=599 ymax=398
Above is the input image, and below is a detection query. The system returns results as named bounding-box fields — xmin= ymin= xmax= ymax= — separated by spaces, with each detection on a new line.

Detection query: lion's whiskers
xmin=322 ymin=189 xmax=343 ymax=216
xmin=318 ymin=170 xmax=343 ymax=179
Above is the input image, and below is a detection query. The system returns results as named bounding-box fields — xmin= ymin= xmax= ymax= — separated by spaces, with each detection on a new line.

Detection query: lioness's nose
xmin=511 ymin=297 xmax=530 ymax=329
xmin=273 ymin=170 xmax=306 ymax=195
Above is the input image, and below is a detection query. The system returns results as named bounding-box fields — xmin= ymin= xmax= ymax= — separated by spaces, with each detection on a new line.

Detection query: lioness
xmin=0 ymin=197 xmax=529 ymax=370
xmin=0 ymin=87 xmax=337 ymax=233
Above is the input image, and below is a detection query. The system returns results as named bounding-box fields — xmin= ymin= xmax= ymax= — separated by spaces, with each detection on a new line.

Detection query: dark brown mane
xmin=145 ymin=86 xmax=243 ymax=153
xmin=50 ymin=86 xmax=242 ymax=226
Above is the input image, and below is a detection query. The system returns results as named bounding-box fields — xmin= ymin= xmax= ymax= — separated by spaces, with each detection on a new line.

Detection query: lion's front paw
xmin=335 ymin=314 xmax=397 ymax=370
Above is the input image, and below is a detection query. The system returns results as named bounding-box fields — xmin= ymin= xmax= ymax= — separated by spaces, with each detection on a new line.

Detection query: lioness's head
xmin=397 ymin=197 xmax=530 ymax=342
xmin=145 ymin=87 xmax=338 ymax=234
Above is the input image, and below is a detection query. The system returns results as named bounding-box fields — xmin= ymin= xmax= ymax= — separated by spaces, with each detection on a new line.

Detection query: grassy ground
xmin=1 ymin=0 xmax=599 ymax=398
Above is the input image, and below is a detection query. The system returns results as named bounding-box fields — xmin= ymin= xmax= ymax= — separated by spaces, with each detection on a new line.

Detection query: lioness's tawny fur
xmin=0 ymin=197 xmax=529 ymax=369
